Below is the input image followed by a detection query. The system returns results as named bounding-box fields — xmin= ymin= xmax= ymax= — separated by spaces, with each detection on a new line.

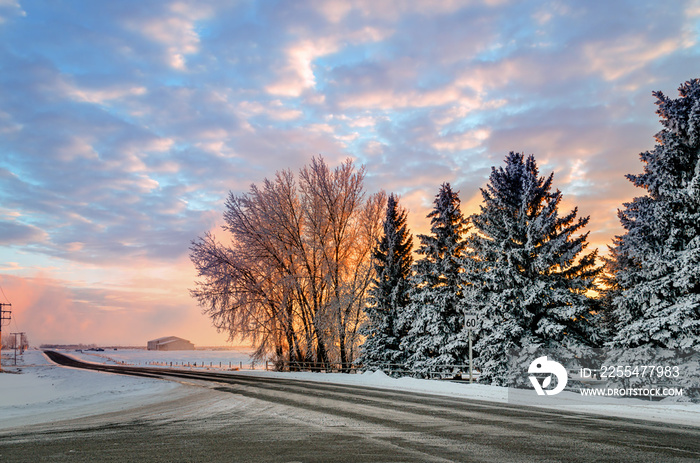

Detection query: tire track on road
xmin=34 ymin=350 xmax=700 ymax=462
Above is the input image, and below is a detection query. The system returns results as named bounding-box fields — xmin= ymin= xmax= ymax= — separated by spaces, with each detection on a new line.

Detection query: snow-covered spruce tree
xmin=359 ymin=194 xmax=413 ymax=370
xmin=608 ymin=79 xmax=700 ymax=352
xmin=401 ymin=183 xmax=470 ymax=377
xmin=464 ymin=152 xmax=600 ymax=386
xmin=596 ymin=241 xmax=630 ymax=343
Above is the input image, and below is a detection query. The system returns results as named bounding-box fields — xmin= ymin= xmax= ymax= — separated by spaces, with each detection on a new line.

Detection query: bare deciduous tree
xmin=190 ymin=157 xmax=385 ymax=369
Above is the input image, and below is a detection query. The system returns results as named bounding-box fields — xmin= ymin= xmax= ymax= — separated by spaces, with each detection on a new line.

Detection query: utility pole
xmin=0 ymin=303 xmax=11 ymax=373
xmin=10 ymin=332 xmax=25 ymax=366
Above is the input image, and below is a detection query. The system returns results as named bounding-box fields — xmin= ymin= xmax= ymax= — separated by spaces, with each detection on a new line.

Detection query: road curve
xmin=1 ymin=350 xmax=699 ymax=462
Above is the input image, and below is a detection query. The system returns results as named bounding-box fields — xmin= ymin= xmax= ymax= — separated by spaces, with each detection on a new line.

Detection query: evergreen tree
xmin=360 ymin=194 xmax=413 ymax=369
xmin=608 ymin=79 xmax=700 ymax=351
xmin=597 ymin=240 xmax=630 ymax=342
xmin=401 ymin=183 xmax=470 ymax=377
xmin=465 ymin=152 xmax=600 ymax=386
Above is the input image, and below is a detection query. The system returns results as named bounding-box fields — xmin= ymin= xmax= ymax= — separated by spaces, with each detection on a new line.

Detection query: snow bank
xmin=232 ymin=368 xmax=700 ymax=427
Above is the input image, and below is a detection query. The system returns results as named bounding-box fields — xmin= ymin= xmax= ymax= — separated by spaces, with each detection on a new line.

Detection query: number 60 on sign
xmin=464 ymin=313 xmax=478 ymax=330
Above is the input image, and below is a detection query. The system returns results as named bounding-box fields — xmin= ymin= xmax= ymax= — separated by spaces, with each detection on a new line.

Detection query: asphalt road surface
xmin=0 ymin=351 xmax=698 ymax=462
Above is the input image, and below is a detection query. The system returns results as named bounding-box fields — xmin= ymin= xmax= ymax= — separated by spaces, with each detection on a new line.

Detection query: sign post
xmin=464 ymin=313 xmax=478 ymax=383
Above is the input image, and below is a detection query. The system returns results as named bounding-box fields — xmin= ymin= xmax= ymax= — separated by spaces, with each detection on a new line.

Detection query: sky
xmin=0 ymin=0 xmax=698 ymax=347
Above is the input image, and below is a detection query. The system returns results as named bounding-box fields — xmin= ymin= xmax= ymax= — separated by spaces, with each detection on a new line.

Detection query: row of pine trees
xmin=360 ymin=78 xmax=700 ymax=384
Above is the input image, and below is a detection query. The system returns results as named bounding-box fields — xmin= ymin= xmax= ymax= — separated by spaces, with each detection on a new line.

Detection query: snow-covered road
xmin=1 ymin=350 xmax=699 ymax=462
xmin=42 ymin=348 xmax=700 ymax=427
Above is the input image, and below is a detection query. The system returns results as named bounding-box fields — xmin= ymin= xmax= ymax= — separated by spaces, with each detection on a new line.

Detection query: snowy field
xmin=2 ymin=349 xmax=700 ymax=430
xmin=69 ymin=347 xmax=259 ymax=370
xmin=0 ymin=350 xmax=182 ymax=430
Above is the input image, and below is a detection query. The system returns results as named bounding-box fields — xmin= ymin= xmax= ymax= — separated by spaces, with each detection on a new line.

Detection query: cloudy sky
xmin=0 ymin=0 xmax=698 ymax=346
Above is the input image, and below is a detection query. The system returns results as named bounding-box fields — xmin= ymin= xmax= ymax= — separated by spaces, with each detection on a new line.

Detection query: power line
xmin=0 ymin=284 xmax=10 ymax=304
xmin=0 ymin=284 xmax=18 ymax=330
xmin=11 ymin=310 xmax=20 ymax=332
xmin=0 ymin=303 xmax=10 ymax=327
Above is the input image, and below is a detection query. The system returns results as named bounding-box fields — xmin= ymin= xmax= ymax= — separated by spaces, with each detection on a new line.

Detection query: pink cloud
xmin=584 ymin=35 xmax=690 ymax=83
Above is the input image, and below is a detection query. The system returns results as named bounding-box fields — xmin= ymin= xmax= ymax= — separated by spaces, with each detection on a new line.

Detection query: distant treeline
xmin=39 ymin=344 xmax=141 ymax=350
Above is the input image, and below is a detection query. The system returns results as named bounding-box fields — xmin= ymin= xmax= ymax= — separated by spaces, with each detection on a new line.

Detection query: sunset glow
xmin=0 ymin=0 xmax=698 ymax=346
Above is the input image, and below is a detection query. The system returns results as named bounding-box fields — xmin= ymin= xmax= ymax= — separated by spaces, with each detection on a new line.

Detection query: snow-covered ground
xmin=69 ymin=347 xmax=259 ymax=370
xmin=0 ymin=350 xmax=182 ymax=430
xmin=229 ymin=369 xmax=700 ymax=427
xmin=2 ymin=349 xmax=699 ymax=430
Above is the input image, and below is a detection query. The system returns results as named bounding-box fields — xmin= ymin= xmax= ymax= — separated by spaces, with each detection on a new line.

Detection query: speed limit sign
xmin=464 ymin=313 xmax=478 ymax=330
xmin=464 ymin=313 xmax=478 ymax=383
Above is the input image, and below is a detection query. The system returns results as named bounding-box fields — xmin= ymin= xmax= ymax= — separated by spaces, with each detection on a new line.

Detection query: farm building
xmin=147 ymin=336 xmax=195 ymax=351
